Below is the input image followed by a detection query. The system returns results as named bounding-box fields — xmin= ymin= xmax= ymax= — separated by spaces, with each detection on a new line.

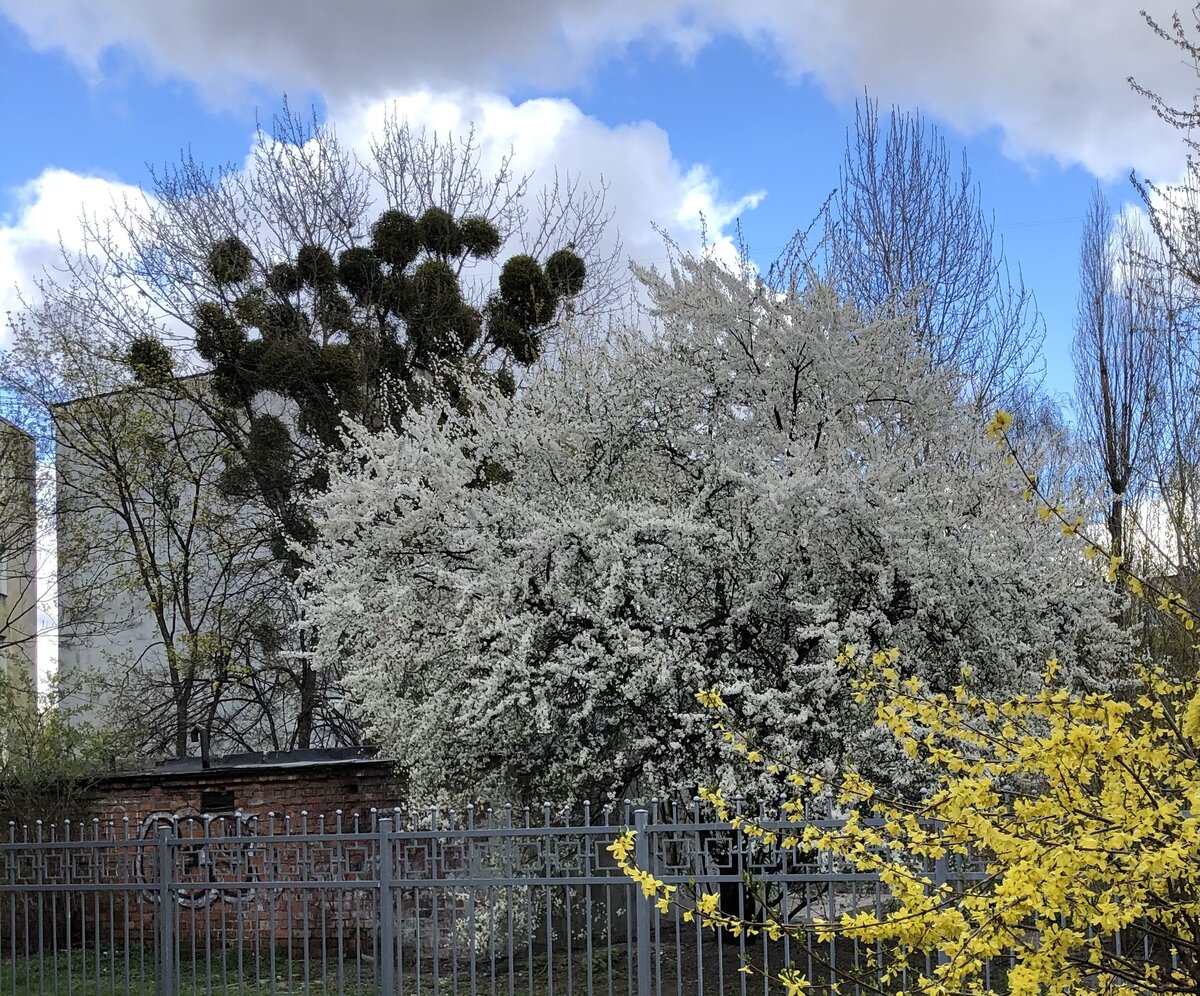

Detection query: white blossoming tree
xmin=302 ymin=254 xmax=1125 ymax=806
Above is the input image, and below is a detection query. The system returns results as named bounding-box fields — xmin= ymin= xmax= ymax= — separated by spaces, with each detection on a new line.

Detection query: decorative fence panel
xmin=0 ymin=799 xmax=1028 ymax=996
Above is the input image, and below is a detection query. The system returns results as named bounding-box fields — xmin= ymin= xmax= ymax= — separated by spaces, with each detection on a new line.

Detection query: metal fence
xmin=0 ymin=799 xmax=1026 ymax=996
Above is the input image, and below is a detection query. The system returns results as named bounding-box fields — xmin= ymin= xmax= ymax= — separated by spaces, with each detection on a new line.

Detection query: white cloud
xmin=0 ymin=91 xmax=761 ymax=685
xmin=0 ymin=94 xmax=761 ymax=343
xmin=1 ymin=0 xmax=1194 ymax=179
xmin=733 ymin=0 xmax=1192 ymax=181
xmin=318 ymin=89 xmax=763 ymax=270
xmin=0 ymin=0 xmax=646 ymax=99
xmin=0 ymin=169 xmax=145 ymax=349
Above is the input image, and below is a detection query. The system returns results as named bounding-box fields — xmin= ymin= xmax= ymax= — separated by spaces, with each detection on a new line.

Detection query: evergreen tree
xmin=171 ymin=210 xmax=584 ymax=565
xmin=5 ymin=105 xmax=601 ymax=750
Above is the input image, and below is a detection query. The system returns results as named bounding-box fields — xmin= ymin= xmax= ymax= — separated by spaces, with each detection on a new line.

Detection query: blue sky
xmin=0 ymin=1 xmax=1187 ymax=407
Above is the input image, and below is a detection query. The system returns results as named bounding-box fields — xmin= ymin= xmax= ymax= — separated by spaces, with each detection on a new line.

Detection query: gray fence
xmin=0 ymin=799 xmax=1051 ymax=995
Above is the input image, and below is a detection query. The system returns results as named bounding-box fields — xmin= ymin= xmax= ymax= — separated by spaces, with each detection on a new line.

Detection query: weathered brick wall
xmin=3 ymin=760 xmax=621 ymax=961
xmin=48 ymin=758 xmax=411 ymax=955
xmin=82 ymin=758 xmax=406 ymax=828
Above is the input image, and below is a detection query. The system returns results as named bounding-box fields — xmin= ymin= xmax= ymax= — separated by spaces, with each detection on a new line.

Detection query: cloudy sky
xmin=0 ymin=0 xmax=1193 ymax=401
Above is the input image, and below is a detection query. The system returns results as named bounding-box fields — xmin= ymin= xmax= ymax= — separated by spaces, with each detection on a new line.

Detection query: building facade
xmin=0 ymin=416 xmax=37 ymax=702
xmin=53 ymin=378 xmax=350 ymax=758
xmin=54 ymin=379 xmax=289 ymax=755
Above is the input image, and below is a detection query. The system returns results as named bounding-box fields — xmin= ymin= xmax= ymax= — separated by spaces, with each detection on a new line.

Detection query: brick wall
xmin=82 ymin=756 xmax=406 ymax=828
xmin=4 ymin=758 xmax=611 ymax=962
xmin=50 ymin=756 xmax=410 ymax=956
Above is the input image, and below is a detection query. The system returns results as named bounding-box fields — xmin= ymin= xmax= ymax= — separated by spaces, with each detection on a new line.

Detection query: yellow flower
xmin=779 ymin=969 xmax=809 ymax=996
xmin=1156 ymin=593 xmax=1190 ymax=629
xmin=638 ymin=873 xmax=665 ymax=898
xmin=695 ymin=687 xmax=725 ymax=709
xmin=986 ymin=409 xmax=1013 ymax=440
xmin=1019 ymin=473 xmax=1039 ymax=502
xmin=1106 ymin=555 xmax=1122 ymax=583
xmin=615 ymin=594 xmax=1200 ymax=996
xmin=606 ymin=831 xmax=635 ymax=863
xmin=1183 ymin=689 xmax=1200 ymax=744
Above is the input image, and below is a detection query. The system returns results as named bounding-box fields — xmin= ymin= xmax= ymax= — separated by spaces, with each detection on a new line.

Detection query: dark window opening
xmin=342 ymin=782 xmax=360 ymax=795
xmin=200 ymin=790 xmax=236 ymax=813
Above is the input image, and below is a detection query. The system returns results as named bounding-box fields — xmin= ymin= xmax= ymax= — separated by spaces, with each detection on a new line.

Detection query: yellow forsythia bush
xmin=613 ymin=413 xmax=1200 ymax=996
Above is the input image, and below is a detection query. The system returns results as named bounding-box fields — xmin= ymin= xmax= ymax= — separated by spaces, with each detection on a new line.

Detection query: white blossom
xmin=302 ymin=254 xmax=1125 ymax=807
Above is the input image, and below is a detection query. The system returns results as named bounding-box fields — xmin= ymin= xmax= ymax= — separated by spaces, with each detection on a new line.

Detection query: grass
xmin=0 ymin=937 xmax=1006 ymax=996
xmin=0 ymin=948 xmax=379 ymax=995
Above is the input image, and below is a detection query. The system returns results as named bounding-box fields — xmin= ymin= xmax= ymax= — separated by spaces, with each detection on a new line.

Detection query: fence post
xmin=156 ymin=827 xmax=175 ymax=996
xmin=633 ymin=809 xmax=651 ymax=996
xmin=932 ymin=823 xmax=949 ymax=969
xmin=378 ymin=817 xmax=395 ymax=996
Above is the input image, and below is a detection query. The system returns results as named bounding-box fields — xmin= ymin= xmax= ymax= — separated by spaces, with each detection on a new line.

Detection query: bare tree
xmin=1147 ymin=260 xmax=1200 ymax=579
xmin=366 ymin=110 xmax=624 ymax=319
xmin=1130 ymin=5 xmax=1200 ymax=289
xmin=54 ymin=381 xmax=324 ymax=756
xmin=0 ymin=416 xmax=38 ymax=701
xmin=1 ymin=101 xmax=617 ymax=754
xmin=1127 ymin=5 xmax=1200 ymax=581
xmin=1072 ymin=187 xmax=1162 ymax=563
xmin=771 ymin=98 xmax=1043 ymax=413
xmin=1 ymin=302 xmax=344 ymax=756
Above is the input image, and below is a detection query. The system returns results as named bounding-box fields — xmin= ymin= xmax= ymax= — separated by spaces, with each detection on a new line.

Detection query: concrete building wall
xmin=53 ymin=388 xmax=183 ymax=728
xmin=0 ymin=416 xmax=37 ymax=701
xmin=52 ymin=378 xmax=302 ymax=756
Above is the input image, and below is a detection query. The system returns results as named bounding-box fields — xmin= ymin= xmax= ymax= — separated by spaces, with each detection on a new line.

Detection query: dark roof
xmin=104 ymin=746 xmax=395 ymax=780
xmin=49 ymin=371 xmax=211 ymax=410
xmin=156 ymin=745 xmax=383 ymax=773
xmin=0 ymin=414 xmax=34 ymax=441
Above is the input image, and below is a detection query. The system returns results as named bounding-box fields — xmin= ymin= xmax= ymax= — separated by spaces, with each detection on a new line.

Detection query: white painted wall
xmin=0 ymin=417 xmax=38 ymax=705
xmin=52 ymin=379 xmax=292 ymax=755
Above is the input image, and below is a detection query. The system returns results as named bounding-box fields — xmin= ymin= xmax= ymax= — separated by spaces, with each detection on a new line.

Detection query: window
xmin=200 ymin=790 xmax=236 ymax=813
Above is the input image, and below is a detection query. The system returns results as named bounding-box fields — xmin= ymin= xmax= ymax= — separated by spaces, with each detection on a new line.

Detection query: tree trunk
xmin=296 ymin=659 xmax=316 ymax=749
xmin=1109 ymin=491 xmax=1125 ymax=562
